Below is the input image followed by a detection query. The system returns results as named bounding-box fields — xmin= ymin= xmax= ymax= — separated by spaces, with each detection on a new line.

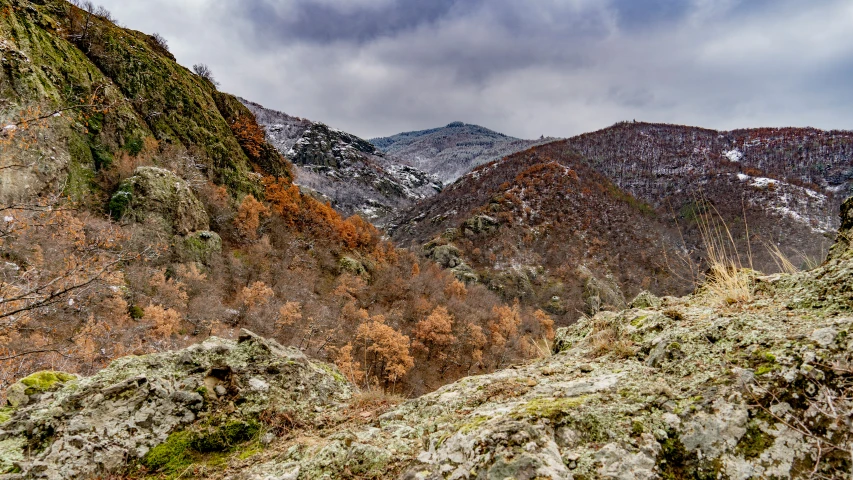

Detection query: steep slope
xmin=0 ymin=0 xmax=547 ymax=404
xmin=371 ymin=121 xmax=555 ymax=183
xmin=564 ymin=122 xmax=853 ymax=262
xmin=392 ymin=123 xmax=853 ymax=318
xmin=241 ymin=98 xmax=441 ymax=224
xmin=6 ymin=199 xmax=853 ymax=479
xmin=391 ymin=142 xmax=691 ymax=324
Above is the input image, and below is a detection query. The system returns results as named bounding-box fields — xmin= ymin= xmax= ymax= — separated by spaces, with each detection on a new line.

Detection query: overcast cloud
xmin=98 ymin=0 xmax=853 ymax=139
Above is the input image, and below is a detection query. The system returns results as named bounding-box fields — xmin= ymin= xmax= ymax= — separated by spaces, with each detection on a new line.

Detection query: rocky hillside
xmin=565 ymin=122 xmax=853 ymax=254
xmin=391 ymin=123 xmax=852 ymax=320
xmin=371 ymin=121 xmax=555 ymax=183
xmin=391 ymin=141 xmax=692 ymax=324
xmin=241 ymin=98 xmax=441 ymax=225
xmin=5 ymin=200 xmax=853 ymax=479
xmin=0 ymin=0 xmax=553 ymax=406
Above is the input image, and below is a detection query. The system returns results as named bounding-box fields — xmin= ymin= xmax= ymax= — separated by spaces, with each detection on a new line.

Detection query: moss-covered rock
xmin=339 ymin=256 xmax=368 ymax=277
xmin=4 ymin=371 xmax=76 ymax=408
xmin=173 ymin=230 xmax=222 ymax=264
xmin=0 ymin=330 xmax=351 ymax=479
xmin=111 ymin=166 xmax=208 ymax=235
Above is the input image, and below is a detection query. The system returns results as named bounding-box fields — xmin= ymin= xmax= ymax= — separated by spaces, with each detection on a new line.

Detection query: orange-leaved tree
xmin=235 ymin=194 xmax=270 ymax=240
xmin=356 ymin=315 xmax=414 ymax=387
xmin=413 ymin=306 xmax=455 ymax=360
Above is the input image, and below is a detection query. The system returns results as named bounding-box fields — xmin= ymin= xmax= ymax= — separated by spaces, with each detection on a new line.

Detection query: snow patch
xmin=724 ymin=148 xmax=743 ymax=162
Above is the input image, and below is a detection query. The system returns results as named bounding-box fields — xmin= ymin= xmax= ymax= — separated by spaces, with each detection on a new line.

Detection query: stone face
xmin=110 ymin=166 xmax=209 ymax=235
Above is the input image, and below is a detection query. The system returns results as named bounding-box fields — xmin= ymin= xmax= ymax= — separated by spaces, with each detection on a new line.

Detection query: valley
xmin=0 ymin=0 xmax=852 ymax=478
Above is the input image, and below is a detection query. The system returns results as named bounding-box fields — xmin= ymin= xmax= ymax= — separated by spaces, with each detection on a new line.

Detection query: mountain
xmin=391 ymin=141 xmax=692 ymax=323
xmin=6 ymin=198 xmax=853 ymax=478
xmin=240 ymin=98 xmax=441 ymax=224
xmin=563 ymin=121 xmax=852 ymax=265
xmin=371 ymin=121 xmax=555 ymax=183
xmin=391 ymin=123 xmax=853 ymax=321
xmin=0 ymin=0 xmax=549 ymax=404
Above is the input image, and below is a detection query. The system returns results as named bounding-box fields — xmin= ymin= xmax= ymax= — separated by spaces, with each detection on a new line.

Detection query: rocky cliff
xmin=4 ymin=199 xmax=853 ymax=478
xmin=240 ymin=98 xmax=441 ymax=225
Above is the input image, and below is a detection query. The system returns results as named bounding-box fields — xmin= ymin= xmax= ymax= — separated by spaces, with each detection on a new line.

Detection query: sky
xmin=98 ymin=0 xmax=853 ymax=140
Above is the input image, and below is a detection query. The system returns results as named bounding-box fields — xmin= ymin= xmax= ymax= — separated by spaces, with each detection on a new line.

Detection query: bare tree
xmin=150 ymin=33 xmax=169 ymax=52
xmin=193 ymin=63 xmax=220 ymax=88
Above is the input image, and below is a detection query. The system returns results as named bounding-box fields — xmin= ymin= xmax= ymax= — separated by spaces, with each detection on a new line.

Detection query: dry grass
xmin=766 ymin=243 xmax=799 ymax=274
xmin=530 ymin=336 xmax=554 ymax=360
xmin=587 ymin=314 xmax=636 ymax=359
xmin=348 ymin=387 xmax=405 ymax=412
xmin=695 ymin=201 xmax=754 ymax=305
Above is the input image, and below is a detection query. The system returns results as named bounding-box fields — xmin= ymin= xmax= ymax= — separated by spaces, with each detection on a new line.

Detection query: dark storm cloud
xmin=608 ymin=0 xmax=691 ymax=30
xmin=241 ymin=0 xmax=464 ymax=44
xmin=98 ymin=0 xmax=853 ymax=139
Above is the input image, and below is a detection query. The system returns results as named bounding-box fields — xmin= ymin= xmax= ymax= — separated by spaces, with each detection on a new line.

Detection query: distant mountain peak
xmin=371 ymin=123 xmax=557 ymax=183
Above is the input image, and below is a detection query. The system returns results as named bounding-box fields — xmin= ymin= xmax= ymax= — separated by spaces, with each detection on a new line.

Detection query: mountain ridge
xmin=371 ymin=121 xmax=557 ymax=183
xmin=240 ymin=97 xmax=442 ymax=224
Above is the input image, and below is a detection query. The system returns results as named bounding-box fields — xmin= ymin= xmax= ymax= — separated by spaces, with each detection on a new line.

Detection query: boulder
xmin=426 ymin=244 xmax=462 ymax=268
xmin=462 ymin=214 xmax=500 ymax=237
xmin=0 ymin=330 xmax=351 ymax=479
xmin=173 ymin=231 xmax=222 ymax=264
xmin=109 ymin=166 xmax=209 ymax=235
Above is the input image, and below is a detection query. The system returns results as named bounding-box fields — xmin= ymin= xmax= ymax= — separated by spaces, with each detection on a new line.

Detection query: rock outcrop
xmin=109 ymin=166 xmax=209 ymax=235
xmin=0 ymin=331 xmax=351 ymax=479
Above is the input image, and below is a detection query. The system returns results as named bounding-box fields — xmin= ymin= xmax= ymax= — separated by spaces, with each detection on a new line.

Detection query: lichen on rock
xmin=110 ymin=166 xmax=209 ymax=235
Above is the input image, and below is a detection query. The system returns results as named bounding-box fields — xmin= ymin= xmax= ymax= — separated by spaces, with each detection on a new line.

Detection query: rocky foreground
xmin=4 ymin=203 xmax=853 ymax=479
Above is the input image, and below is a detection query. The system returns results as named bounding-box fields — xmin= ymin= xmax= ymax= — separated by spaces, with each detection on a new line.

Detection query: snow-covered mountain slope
xmin=240 ymin=98 xmax=441 ymax=224
xmin=391 ymin=123 xmax=853 ymax=318
xmin=371 ymin=121 xmax=556 ymax=183
xmin=564 ymin=122 xmax=853 ymax=239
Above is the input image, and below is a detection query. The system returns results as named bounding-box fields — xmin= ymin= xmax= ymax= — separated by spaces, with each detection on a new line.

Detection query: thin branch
xmin=0 ymin=348 xmax=71 ymax=361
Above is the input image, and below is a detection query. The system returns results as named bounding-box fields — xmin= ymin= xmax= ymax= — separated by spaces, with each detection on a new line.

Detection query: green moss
xmin=237 ymin=445 xmax=263 ymax=460
xmin=141 ymin=430 xmax=195 ymax=475
xmin=317 ymin=363 xmax=347 ymax=384
xmin=0 ymin=407 xmax=13 ymax=425
xmin=657 ymin=432 xmax=721 ymax=480
xmin=735 ymin=422 xmax=774 ymax=459
xmin=108 ymin=183 xmax=133 ymax=220
xmin=90 ymin=144 xmax=113 ymax=170
xmin=128 ymin=304 xmax=144 ymax=319
xmin=458 ymin=415 xmax=490 ymax=434
xmin=140 ymin=420 xmax=260 ymax=476
xmin=19 ymin=371 xmax=76 ymax=395
xmin=755 ymin=364 xmax=778 ymax=376
xmin=515 ymin=396 xmax=589 ymax=420
xmin=631 ymin=420 xmax=644 ymax=436
xmin=124 ymin=136 xmax=144 ymax=156
xmin=65 ymin=133 xmax=96 ymax=201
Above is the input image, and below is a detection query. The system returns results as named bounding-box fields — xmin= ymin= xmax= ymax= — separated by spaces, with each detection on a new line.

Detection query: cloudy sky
xmin=99 ymin=0 xmax=853 ymax=140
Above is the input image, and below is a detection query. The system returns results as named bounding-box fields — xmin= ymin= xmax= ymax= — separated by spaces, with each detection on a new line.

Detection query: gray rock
xmin=110 ymin=166 xmax=209 ymax=235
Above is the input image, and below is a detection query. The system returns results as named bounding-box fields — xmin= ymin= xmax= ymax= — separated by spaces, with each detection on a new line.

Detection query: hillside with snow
xmin=240 ymin=98 xmax=441 ymax=224
xmin=371 ymin=121 xmax=556 ymax=183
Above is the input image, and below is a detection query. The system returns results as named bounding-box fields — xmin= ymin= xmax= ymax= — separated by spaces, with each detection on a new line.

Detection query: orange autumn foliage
xmin=235 ymin=194 xmax=270 ymax=240
xmin=263 ymin=176 xmax=379 ymax=250
xmin=335 ymin=343 xmax=365 ymax=384
xmin=356 ymin=316 xmax=414 ymax=384
xmin=231 ymin=115 xmax=267 ymax=160
xmin=413 ymin=306 xmax=455 ymax=357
